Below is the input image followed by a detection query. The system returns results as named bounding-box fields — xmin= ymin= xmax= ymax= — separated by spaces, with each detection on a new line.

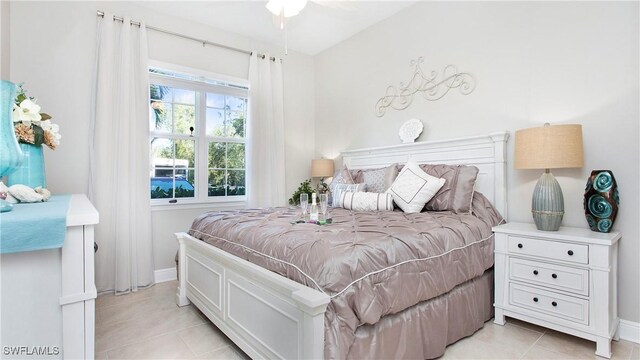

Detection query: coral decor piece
xmin=12 ymin=84 xmax=61 ymax=149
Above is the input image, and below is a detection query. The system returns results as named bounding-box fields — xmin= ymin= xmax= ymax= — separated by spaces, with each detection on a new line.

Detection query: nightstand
xmin=493 ymin=222 xmax=621 ymax=358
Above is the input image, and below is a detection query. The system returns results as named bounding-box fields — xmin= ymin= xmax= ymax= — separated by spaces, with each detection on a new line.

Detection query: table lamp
xmin=515 ymin=123 xmax=584 ymax=231
xmin=311 ymin=158 xmax=334 ymax=193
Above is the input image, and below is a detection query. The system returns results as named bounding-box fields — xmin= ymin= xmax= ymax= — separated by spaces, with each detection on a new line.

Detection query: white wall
xmin=0 ymin=0 xmax=9 ymax=79
xmin=315 ymin=2 xmax=639 ymax=323
xmin=9 ymin=1 xmax=316 ymax=271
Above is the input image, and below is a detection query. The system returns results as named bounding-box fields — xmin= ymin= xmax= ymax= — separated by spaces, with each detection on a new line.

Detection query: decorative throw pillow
xmin=328 ymin=166 xmax=355 ymax=205
xmin=384 ymin=163 xmax=399 ymax=190
xmin=386 ymin=160 xmax=445 ymax=214
xmin=349 ymin=169 xmax=364 ymax=184
xmin=331 ymin=183 xmax=367 ymax=207
xmin=339 ymin=192 xmax=394 ymax=212
xmin=356 ymin=164 xmax=398 ymax=193
xmin=420 ymin=164 xmax=479 ymax=214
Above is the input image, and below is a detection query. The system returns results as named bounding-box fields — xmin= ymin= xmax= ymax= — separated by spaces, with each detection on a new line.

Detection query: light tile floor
xmin=96 ymin=281 xmax=639 ymax=359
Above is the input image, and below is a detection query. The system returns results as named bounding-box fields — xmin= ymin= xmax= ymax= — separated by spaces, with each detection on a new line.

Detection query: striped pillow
xmin=339 ymin=192 xmax=394 ymax=211
xmin=331 ymin=183 xmax=367 ymax=207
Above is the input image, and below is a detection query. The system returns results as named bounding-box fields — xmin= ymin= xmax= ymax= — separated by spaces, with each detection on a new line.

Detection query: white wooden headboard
xmin=341 ymin=132 xmax=510 ymax=218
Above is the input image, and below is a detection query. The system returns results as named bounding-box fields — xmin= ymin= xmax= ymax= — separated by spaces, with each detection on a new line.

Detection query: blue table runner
xmin=0 ymin=195 xmax=71 ymax=254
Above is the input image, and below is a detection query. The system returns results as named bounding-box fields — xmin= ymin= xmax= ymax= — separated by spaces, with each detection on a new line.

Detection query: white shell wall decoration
xmin=399 ymin=119 xmax=424 ymax=144
xmin=375 ymin=57 xmax=476 ymax=117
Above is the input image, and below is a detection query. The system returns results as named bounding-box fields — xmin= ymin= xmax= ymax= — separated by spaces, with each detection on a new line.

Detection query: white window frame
xmin=148 ymin=61 xmax=249 ymax=208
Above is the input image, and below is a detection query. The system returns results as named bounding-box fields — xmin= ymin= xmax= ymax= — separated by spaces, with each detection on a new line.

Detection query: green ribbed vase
xmin=532 ymin=171 xmax=564 ymax=231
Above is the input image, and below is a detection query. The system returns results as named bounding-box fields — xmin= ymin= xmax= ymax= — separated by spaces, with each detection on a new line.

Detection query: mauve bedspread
xmin=188 ymin=192 xmax=503 ymax=359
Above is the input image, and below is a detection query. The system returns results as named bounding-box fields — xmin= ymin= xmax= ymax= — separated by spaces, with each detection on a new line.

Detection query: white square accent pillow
xmin=386 ymin=159 xmax=446 ymax=213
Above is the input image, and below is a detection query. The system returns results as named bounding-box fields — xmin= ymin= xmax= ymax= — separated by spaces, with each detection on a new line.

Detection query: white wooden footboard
xmin=175 ymin=232 xmax=330 ymax=360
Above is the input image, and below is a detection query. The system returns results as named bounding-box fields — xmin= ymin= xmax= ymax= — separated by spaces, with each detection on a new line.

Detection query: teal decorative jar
xmin=583 ymin=170 xmax=618 ymax=233
xmin=7 ymin=143 xmax=46 ymax=189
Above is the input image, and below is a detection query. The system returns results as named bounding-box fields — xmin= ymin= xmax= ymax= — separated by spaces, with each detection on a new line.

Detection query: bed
xmin=175 ymin=132 xmax=509 ymax=359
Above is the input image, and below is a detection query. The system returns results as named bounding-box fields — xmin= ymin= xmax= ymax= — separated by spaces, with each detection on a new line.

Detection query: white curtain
xmin=89 ymin=13 xmax=154 ymax=293
xmin=246 ymin=53 xmax=286 ymax=207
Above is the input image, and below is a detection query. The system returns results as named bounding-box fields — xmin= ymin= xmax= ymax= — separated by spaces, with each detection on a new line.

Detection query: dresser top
xmin=67 ymin=194 xmax=99 ymax=226
xmin=492 ymin=222 xmax=621 ymax=245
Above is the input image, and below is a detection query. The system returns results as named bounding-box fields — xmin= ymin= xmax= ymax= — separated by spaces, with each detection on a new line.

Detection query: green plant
xmin=288 ymin=179 xmax=314 ymax=205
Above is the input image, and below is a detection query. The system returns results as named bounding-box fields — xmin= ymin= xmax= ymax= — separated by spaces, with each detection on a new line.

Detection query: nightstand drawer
xmin=509 ymin=258 xmax=589 ymax=296
xmin=509 ymin=283 xmax=589 ymax=325
xmin=508 ymin=236 xmax=588 ymax=264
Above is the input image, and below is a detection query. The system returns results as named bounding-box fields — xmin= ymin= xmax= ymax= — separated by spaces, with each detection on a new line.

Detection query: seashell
xmin=34 ymin=187 xmax=52 ymax=202
xmin=8 ymin=184 xmax=44 ymax=203
xmin=0 ymin=181 xmax=18 ymax=204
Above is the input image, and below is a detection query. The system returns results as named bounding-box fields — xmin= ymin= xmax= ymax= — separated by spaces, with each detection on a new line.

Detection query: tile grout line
xmin=103 ymin=322 xmax=203 ymax=356
xmin=177 ymin=324 xmax=234 ymax=357
xmin=95 ymin=284 xmax=177 ymax=310
xmin=96 ymin=304 xmax=189 ymax=339
xmin=176 ymin=335 xmax=199 ymax=359
xmin=101 ymin=310 xmax=205 ymax=354
xmin=518 ymin=327 xmax=546 ymax=359
xmin=519 ymin=335 xmax=544 ymax=359
xmin=96 ymin=298 xmax=183 ymax=328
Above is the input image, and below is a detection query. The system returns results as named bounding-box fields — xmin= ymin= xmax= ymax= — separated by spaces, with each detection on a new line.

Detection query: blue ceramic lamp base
xmin=532 ymin=170 xmax=564 ymax=231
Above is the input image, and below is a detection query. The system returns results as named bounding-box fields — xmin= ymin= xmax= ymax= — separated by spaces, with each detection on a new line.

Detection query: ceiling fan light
xmin=266 ymin=0 xmax=284 ymax=16
xmin=266 ymin=0 xmax=308 ymax=18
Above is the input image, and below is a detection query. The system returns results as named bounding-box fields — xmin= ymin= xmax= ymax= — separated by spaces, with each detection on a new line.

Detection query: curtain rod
xmin=96 ymin=11 xmax=279 ymax=62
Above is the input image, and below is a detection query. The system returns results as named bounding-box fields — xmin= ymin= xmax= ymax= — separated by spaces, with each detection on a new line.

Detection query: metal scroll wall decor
xmin=375 ymin=57 xmax=476 ymax=117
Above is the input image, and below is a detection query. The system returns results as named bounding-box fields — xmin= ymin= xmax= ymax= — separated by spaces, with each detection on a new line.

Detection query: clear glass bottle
xmin=309 ymin=192 xmax=319 ymax=221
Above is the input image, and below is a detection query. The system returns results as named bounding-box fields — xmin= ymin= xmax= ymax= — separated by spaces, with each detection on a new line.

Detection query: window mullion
xmin=198 ymin=91 xmax=208 ymax=202
xmin=224 ymin=142 xmax=228 ymax=197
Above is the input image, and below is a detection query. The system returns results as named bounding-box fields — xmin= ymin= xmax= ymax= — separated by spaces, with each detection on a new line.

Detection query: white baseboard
xmin=618 ymin=319 xmax=640 ymax=344
xmin=154 ymin=267 xmax=177 ymax=283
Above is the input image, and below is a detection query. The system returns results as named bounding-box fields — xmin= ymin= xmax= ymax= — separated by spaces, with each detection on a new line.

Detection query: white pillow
xmin=386 ymin=159 xmax=446 ymax=213
xmin=339 ymin=192 xmax=394 ymax=211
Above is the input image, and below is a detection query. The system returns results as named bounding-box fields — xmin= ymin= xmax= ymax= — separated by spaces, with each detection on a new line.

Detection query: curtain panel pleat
xmin=90 ymin=13 xmax=154 ymax=294
xmin=246 ymin=53 xmax=286 ymax=208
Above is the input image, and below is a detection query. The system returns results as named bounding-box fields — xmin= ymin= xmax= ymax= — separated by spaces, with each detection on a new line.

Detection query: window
xmin=149 ymin=65 xmax=248 ymax=204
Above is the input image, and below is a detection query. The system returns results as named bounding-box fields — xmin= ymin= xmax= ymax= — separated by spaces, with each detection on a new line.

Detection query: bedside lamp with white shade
xmin=311 ymin=158 xmax=335 ymax=193
xmin=514 ymin=123 xmax=584 ymax=231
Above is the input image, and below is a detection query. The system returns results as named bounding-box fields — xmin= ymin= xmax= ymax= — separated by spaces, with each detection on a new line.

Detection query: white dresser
xmin=493 ymin=222 xmax=620 ymax=358
xmin=0 ymin=194 xmax=99 ymax=359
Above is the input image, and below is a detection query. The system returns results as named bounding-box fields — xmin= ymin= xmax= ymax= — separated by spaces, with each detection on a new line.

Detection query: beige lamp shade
xmin=515 ymin=124 xmax=584 ymax=169
xmin=311 ymin=159 xmax=335 ymax=178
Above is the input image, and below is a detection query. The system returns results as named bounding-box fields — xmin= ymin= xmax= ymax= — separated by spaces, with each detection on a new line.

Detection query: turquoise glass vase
xmin=0 ymin=80 xmax=24 ymax=176
xmin=0 ymin=80 xmax=24 ymax=212
xmin=7 ymin=143 xmax=46 ymax=188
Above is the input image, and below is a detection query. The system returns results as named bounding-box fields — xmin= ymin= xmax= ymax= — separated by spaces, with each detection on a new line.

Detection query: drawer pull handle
xmin=518 ymin=243 xmax=523 ymax=249
xmin=533 ymin=270 xmax=539 ymax=275
xmin=552 ymin=301 xmax=558 ymax=307
xmin=533 ymin=297 xmax=539 ymax=302
xmin=552 ymin=273 xmax=558 ymax=279
xmin=568 ymin=250 xmax=574 ymax=256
